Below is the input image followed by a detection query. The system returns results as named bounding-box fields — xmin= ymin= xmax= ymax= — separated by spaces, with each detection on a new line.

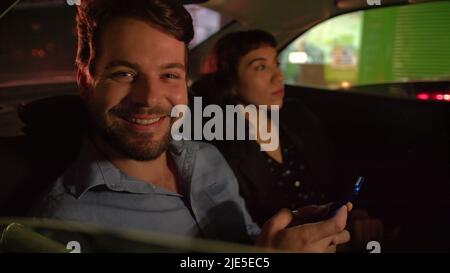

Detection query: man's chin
xmin=96 ymin=126 xmax=172 ymax=161
xmin=122 ymin=142 xmax=168 ymax=161
xmin=113 ymin=136 xmax=171 ymax=161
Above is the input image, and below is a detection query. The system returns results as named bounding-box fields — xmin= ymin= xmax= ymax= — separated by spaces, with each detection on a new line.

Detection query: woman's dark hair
xmin=192 ymin=30 xmax=277 ymax=105
xmin=76 ymin=0 xmax=194 ymax=78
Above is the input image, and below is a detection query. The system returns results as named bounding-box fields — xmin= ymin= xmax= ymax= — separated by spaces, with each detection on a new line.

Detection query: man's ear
xmin=77 ymin=68 xmax=92 ymax=100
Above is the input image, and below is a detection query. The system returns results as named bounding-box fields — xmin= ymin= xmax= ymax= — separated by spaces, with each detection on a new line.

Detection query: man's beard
xmin=89 ymin=103 xmax=173 ymax=161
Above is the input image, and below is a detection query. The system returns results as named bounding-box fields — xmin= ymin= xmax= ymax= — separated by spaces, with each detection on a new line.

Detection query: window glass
xmin=0 ymin=1 xmax=230 ymax=87
xmin=279 ymin=2 xmax=450 ymax=92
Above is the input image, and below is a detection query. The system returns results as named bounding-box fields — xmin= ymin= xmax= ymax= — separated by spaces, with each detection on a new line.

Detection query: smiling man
xmin=80 ymin=16 xmax=187 ymax=192
xmin=26 ymin=0 xmax=351 ymax=252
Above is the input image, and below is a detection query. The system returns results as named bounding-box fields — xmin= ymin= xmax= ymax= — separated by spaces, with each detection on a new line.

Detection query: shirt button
xmin=294 ymin=181 xmax=301 ymax=187
xmin=300 ymin=164 xmax=306 ymax=171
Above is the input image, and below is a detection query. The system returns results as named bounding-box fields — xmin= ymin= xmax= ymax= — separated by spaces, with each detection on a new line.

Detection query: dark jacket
xmin=211 ymin=99 xmax=346 ymax=226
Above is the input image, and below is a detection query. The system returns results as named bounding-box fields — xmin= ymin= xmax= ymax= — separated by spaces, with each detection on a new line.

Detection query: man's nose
xmin=130 ymin=76 xmax=163 ymax=106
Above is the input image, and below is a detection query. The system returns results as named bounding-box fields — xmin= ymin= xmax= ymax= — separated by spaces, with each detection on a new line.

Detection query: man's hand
xmin=255 ymin=203 xmax=352 ymax=253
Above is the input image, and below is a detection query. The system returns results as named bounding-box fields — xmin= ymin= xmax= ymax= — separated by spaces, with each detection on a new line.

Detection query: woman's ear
xmin=77 ymin=68 xmax=92 ymax=101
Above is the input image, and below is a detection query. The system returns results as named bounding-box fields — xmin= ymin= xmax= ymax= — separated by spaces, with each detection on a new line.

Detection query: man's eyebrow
xmin=104 ymin=60 xmax=185 ymax=71
xmin=161 ymin=62 xmax=186 ymax=71
xmin=104 ymin=60 xmax=140 ymax=71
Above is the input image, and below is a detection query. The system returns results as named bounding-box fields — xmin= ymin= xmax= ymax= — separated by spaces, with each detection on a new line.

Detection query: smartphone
xmin=322 ymin=176 xmax=365 ymax=219
xmin=291 ymin=176 xmax=365 ymax=225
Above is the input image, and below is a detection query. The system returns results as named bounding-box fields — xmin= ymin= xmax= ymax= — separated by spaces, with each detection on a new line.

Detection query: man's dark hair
xmin=76 ymin=0 xmax=194 ymax=77
xmin=193 ymin=30 xmax=277 ymax=105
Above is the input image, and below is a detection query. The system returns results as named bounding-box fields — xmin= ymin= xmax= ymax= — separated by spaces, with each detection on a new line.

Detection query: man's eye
xmin=161 ymin=73 xmax=181 ymax=80
xmin=111 ymin=71 xmax=135 ymax=81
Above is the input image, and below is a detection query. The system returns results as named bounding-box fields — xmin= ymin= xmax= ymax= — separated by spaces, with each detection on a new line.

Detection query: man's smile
xmin=116 ymin=114 xmax=170 ymax=133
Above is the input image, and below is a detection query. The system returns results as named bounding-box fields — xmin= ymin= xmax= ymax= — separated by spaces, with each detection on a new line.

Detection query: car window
xmin=185 ymin=5 xmax=231 ymax=49
xmin=279 ymin=1 xmax=450 ymax=96
xmin=0 ymin=0 xmax=230 ymax=88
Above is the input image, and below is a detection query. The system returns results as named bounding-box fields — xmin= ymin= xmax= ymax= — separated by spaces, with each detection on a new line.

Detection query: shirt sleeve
xmin=191 ymin=142 xmax=261 ymax=244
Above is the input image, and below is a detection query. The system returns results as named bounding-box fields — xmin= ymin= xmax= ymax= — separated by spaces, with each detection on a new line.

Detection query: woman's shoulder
xmin=281 ymin=98 xmax=322 ymax=131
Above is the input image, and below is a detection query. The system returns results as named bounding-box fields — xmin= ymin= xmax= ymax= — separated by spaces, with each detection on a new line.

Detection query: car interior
xmin=0 ymin=0 xmax=449 ymax=252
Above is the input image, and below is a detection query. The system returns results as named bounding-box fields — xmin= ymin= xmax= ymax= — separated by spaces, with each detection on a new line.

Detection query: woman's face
xmin=234 ymin=45 xmax=285 ymax=108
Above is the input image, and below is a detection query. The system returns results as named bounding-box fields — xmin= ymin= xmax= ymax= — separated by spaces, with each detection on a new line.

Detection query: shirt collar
xmin=63 ymin=137 xmax=195 ymax=199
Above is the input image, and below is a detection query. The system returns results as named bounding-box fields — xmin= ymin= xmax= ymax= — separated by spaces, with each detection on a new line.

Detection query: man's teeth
xmin=126 ymin=117 xmax=162 ymax=125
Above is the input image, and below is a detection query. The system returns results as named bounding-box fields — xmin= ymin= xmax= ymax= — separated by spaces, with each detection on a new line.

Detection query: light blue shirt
xmin=31 ymin=138 xmax=260 ymax=244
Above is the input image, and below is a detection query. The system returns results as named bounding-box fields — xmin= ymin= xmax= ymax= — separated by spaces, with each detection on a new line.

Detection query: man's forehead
xmin=97 ymin=17 xmax=186 ymax=68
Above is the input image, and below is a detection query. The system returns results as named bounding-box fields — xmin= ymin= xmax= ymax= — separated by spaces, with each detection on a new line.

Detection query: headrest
xmin=18 ymin=95 xmax=88 ymax=137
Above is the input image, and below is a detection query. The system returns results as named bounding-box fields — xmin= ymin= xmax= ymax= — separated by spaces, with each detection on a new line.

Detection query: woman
xmin=192 ymin=30 xmax=385 ymax=251
xmin=191 ymin=30 xmax=344 ymax=227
